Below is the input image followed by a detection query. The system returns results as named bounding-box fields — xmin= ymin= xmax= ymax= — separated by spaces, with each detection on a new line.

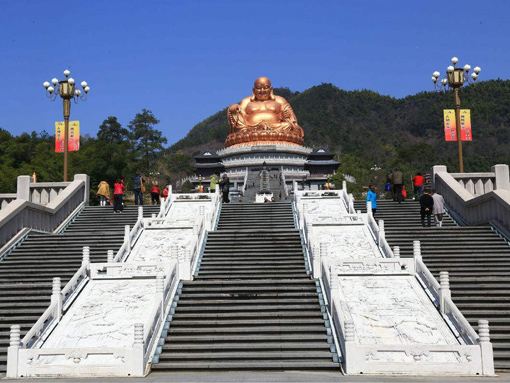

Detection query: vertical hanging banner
xmin=55 ymin=122 xmax=65 ymax=153
xmin=460 ymin=109 xmax=472 ymax=141
xmin=443 ymin=110 xmax=457 ymax=141
xmin=68 ymin=121 xmax=80 ymax=151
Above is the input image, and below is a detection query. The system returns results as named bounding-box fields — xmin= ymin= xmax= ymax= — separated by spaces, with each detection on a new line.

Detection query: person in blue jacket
xmin=366 ymin=185 xmax=377 ymax=215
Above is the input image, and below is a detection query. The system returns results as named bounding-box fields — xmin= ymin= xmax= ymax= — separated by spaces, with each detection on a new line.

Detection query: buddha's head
xmin=252 ymin=77 xmax=274 ymax=101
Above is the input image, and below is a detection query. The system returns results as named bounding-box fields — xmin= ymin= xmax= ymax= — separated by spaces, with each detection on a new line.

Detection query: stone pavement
xmin=1 ymin=371 xmax=509 ymax=383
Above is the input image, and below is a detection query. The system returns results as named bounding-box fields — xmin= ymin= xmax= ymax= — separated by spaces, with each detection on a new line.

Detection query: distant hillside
xmin=169 ymin=80 xmax=510 ymax=173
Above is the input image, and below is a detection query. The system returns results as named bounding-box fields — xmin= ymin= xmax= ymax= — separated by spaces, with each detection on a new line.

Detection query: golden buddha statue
xmin=225 ymin=77 xmax=304 ymax=147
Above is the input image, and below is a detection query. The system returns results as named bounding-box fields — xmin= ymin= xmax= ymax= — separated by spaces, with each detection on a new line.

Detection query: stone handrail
xmin=0 ymin=194 xmax=16 ymax=210
xmin=0 ymin=175 xmax=89 ymax=249
xmin=432 ymin=165 xmax=510 ymax=235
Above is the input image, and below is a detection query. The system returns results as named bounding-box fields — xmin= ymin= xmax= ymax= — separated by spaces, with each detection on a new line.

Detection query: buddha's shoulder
xmin=239 ymin=96 xmax=252 ymax=106
xmin=274 ymin=95 xmax=289 ymax=104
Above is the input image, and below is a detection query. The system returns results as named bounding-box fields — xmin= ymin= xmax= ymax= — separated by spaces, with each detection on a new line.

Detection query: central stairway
xmin=354 ymin=199 xmax=510 ymax=370
xmin=153 ymin=202 xmax=340 ymax=371
xmin=0 ymin=204 xmax=159 ymax=373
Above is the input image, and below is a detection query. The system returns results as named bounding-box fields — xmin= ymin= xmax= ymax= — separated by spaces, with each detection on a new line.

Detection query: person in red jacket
xmin=412 ymin=172 xmax=425 ymax=200
xmin=150 ymin=184 xmax=161 ymax=205
xmin=162 ymin=185 xmax=169 ymax=201
xmin=113 ymin=179 xmax=126 ymax=213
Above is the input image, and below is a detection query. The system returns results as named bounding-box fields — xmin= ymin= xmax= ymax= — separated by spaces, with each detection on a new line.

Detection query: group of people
xmin=96 ymin=175 xmax=170 ymax=214
xmin=368 ymin=170 xmax=446 ymax=228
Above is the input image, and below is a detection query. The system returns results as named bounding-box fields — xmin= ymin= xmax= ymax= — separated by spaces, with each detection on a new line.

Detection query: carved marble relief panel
xmin=338 ymin=276 xmax=458 ymax=347
xmin=313 ymin=226 xmax=381 ymax=259
xmin=127 ymin=228 xmax=193 ymax=263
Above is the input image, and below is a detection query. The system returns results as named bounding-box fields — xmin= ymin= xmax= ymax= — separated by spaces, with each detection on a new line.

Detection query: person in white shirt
xmin=431 ymin=189 xmax=445 ymax=227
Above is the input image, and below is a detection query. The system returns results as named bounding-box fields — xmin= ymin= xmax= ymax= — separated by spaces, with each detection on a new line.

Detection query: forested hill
xmin=170 ymin=80 xmax=510 ymax=173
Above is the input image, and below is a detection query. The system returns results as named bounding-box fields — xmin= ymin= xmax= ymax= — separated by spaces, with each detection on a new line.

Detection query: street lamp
xmin=431 ymin=57 xmax=481 ymax=173
xmin=43 ymin=70 xmax=90 ymax=181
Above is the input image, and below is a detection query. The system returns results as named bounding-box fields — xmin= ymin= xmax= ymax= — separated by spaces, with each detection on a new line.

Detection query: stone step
xmin=157 ymin=351 xmax=333 ymax=360
xmin=152 ymin=360 xmax=339 ymax=370
xmin=170 ymin=318 xmax=325 ymax=326
xmin=168 ymin=326 xmax=326 ymax=334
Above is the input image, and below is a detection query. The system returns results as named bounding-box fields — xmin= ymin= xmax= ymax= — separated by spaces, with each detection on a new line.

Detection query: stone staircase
xmin=153 ymin=202 xmax=340 ymax=371
xmin=0 ymin=204 xmax=159 ymax=372
xmin=354 ymin=199 xmax=510 ymax=370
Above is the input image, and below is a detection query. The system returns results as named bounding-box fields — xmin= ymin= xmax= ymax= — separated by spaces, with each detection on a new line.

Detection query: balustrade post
xmin=183 ymin=250 xmax=192 ymax=280
xmin=312 ymin=242 xmax=325 ymax=279
xmin=413 ymin=240 xmax=422 ymax=274
xmin=159 ymin=199 xmax=164 ymax=216
xmin=6 ymin=325 xmax=20 ymax=378
xmin=343 ymin=320 xmax=356 ymax=373
xmin=205 ymin=212 xmax=212 ymax=231
xmin=82 ymin=246 xmax=90 ymax=268
xmin=199 ymin=206 xmax=205 ymax=216
xmin=138 ymin=206 xmax=143 ymax=222
xmin=367 ymin=201 xmax=372 ymax=216
xmin=152 ymin=213 xmax=156 ymax=219
xmin=478 ymin=320 xmax=494 ymax=375
xmin=107 ymin=250 xmax=114 ymax=263
xmin=330 ymin=261 xmax=339 ymax=302
xmin=393 ymin=246 xmax=400 ymax=259
xmin=378 ymin=220 xmax=385 ymax=246
xmin=52 ymin=277 xmax=62 ymax=320
xmin=156 ymin=274 xmax=165 ymax=315
xmin=342 ymin=180 xmax=347 ymax=191
xmin=125 ymin=225 xmax=131 ymax=249
xmin=132 ymin=323 xmax=145 ymax=376
xmin=439 ymin=271 xmax=451 ymax=313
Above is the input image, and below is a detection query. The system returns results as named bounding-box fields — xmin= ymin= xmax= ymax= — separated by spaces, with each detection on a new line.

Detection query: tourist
xmin=210 ymin=174 xmax=218 ymax=193
xmin=390 ymin=169 xmax=404 ymax=203
xmin=96 ymin=180 xmax=111 ymax=207
xmin=132 ymin=173 xmax=145 ymax=205
xmin=150 ymin=183 xmax=161 ymax=205
xmin=412 ymin=172 xmax=425 ymax=200
xmin=385 ymin=177 xmax=394 ymax=200
xmin=162 ymin=185 xmax=169 ymax=200
xmin=113 ymin=179 xmax=126 ymax=214
xmin=366 ymin=185 xmax=377 ymax=215
xmin=219 ymin=173 xmax=230 ymax=203
xmin=271 ymin=196 xmax=276 ymax=202
xmin=432 ymin=189 xmax=445 ymax=227
xmin=419 ymin=189 xmax=434 ymax=227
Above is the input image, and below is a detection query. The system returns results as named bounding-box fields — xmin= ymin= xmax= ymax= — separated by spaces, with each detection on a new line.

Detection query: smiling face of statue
xmin=253 ymin=77 xmax=273 ymax=101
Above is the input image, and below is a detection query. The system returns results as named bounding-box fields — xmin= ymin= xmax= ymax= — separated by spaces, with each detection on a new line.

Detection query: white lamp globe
xmin=471 ymin=73 xmax=478 ymax=80
xmin=433 ymin=71 xmax=440 ymax=78
xmin=81 ymin=81 xmax=88 ymax=88
xmin=48 ymin=86 xmax=55 ymax=93
xmin=51 ymin=78 xmax=59 ymax=85
xmin=451 ymin=57 xmax=459 ymax=64
xmin=68 ymin=78 xmax=75 ymax=85
xmin=474 ymin=66 xmax=481 ymax=74
xmin=431 ymin=76 xmax=437 ymax=82
xmin=441 ymin=78 xmax=448 ymax=85
xmin=84 ymin=86 xmax=90 ymax=93
xmin=447 ymin=66 xmax=454 ymax=73
xmin=75 ymin=89 xmax=82 ymax=96
xmin=63 ymin=69 xmax=70 ymax=77
xmin=463 ymin=64 xmax=471 ymax=72
xmin=43 ymin=81 xmax=50 ymax=89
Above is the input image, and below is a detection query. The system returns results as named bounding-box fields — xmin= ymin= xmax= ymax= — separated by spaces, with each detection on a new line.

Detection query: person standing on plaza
xmin=431 ymin=189 xmax=445 ymax=227
xmin=113 ymin=179 xmax=126 ymax=214
xmin=162 ymin=185 xmax=169 ymax=201
xmin=150 ymin=183 xmax=161 ymax=205
xmin=132 ymin=173 xmax=145 ymax=205
xmin=96 ymin=180 xmax=110 ymax=207
xmin=366 ymin=185 xmax=377 ymax=215
xmin=390 ymin=168 xmax=404 ymax=203
xmin=419 ymin=189 xmax=434 ymax=227
xmin=219 ymin=173 xmax=230 ymax=203
xmin=210 ymin=174 xmax=218 ymax=193
xmin=412 ymin=172 xmax=425 ymax=200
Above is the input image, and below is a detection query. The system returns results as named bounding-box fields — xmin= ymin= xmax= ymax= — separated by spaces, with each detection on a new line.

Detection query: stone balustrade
xmin=0 ymin=194 xmax=16 ymax=210
xmin=432 ymin=165 xmax=510 ymax=236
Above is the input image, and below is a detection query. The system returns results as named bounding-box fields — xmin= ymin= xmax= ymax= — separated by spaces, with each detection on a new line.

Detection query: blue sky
xmin=1 ymin=0 xmax=509 ymax=145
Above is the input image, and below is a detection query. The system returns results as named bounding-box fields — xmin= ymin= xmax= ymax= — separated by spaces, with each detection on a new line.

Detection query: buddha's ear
xmin=250 ymin=92 xmax=256 ymax=102
xmin=270 ymin=87 xmax=275 ymax=101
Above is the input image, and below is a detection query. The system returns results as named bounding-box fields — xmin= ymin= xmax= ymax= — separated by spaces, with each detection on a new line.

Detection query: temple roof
xmin=306 ymin=160 xmax=341 ymax=166
xmin=194 ymin=151 xmax=221 ymax=160
xmin=195 ymin=162 xmax=225 ymax=168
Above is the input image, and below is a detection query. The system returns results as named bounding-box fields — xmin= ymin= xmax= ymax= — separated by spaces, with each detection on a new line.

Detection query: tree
xmin=98 ymin=116 xmax=129 ymax=144
xmin=128 ymin=109 xmax=167 ymax=174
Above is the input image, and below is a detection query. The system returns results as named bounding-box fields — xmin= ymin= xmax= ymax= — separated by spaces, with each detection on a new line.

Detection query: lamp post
xmin=43 ymin=70 xmax=90 ymax=181
xmin=431 ymin=57 xmax=481 ymax=173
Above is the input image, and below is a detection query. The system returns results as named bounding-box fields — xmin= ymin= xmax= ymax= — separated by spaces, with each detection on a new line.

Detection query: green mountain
xmin=170 ymin=80 xmax=510 ymax=175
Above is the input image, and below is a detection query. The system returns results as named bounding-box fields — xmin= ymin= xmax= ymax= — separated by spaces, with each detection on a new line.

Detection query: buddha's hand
xmin=228 ymin=104 xmax=241 ymax=114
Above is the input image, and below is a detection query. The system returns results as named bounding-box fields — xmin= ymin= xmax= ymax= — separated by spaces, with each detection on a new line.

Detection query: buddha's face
xmin=253 ymin=77 xmax=272 ymax=101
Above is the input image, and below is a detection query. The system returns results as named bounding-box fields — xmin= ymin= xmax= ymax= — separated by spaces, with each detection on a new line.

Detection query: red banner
xmin=443 ymin=110 xmax=457 ymax=141
xmin=460 ymin=110 xmax=472 ymax=141
xmin=68 ymin=121 xmax=80 ymax=151
xmin=55 ymin=122 xmax=65 ymax=152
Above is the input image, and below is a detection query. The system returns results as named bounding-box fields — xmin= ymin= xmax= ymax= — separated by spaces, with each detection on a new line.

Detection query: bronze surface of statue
xmin=225 ymin=77 xmax=304 ymax=147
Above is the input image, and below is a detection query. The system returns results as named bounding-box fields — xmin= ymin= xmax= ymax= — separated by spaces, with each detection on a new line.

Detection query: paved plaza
xmin=1 ymin=371 xmax=509 ymax=382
